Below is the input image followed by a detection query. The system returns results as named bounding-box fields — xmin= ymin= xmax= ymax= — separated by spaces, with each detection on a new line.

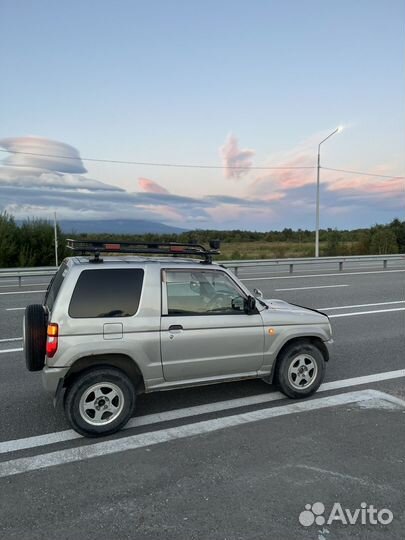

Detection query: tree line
xmin=0 ymin=211 xmax=404 ymax=267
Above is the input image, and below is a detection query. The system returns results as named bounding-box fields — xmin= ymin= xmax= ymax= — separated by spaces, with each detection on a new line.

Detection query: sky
xmin=0 ymin=0 xmax=404 ymax=231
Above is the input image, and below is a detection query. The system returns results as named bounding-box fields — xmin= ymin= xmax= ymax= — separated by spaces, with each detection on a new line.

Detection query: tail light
xmin=46 ymin=323 xmax=59 ymax=358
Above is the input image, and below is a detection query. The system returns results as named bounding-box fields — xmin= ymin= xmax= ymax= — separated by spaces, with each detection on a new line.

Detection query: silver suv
xmin=24 ymin=239 xmax=333 ymax=437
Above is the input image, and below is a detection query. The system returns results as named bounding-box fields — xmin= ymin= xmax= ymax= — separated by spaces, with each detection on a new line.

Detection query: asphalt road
xmin=0 ymin=261 xmax=404 ymax=539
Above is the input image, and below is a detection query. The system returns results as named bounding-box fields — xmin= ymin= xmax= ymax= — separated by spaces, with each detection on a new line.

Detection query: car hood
xmin=260 ymin=298 xmax=330 ymax=325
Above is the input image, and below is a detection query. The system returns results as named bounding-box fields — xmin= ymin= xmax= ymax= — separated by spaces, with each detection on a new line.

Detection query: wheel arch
xmin=268 ymin=336 xmax=329 ymax=384
xmin=63 ymin=354 xmax=145 ymax=394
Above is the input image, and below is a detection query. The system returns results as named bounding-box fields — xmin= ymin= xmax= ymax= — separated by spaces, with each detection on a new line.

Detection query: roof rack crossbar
xmin=66 ymin=238 xmax=220 ymax=264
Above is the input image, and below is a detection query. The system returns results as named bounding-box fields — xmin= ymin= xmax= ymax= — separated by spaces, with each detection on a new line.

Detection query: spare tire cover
xmin=24 ymin=304 xmax=47 ymax=372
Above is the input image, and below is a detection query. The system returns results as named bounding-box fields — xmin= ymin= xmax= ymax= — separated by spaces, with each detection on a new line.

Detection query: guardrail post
xmin=234 ymin=266 xmax=239 ymax=277
xmin=18 ymin=276 xmax=21 ymax=287
xmin=339 ymin=262 xmax=343 ymax=271
xmin=289 ymin=264 xmax=293 ymax=274
xmin=383 ymin=259 xmax=387 ymax=270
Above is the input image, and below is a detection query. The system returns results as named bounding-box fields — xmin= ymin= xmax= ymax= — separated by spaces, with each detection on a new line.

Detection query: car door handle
xmin=168 ymin=324 xmax=183 ymax=331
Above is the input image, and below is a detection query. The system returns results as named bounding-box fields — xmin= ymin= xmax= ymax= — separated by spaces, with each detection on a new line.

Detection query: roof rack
xmin=66 ymin=238 xmax=221 ymax=264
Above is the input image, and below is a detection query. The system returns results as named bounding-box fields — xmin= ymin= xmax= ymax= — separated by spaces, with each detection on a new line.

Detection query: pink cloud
xmin=220 ymin=134 xmax=255 ymax=179
xmin=248 ymin=136 xmax=317 ymax=197
xmin=136 ymin=204 xmax=183 ymax=222
xmin=138 ymin=177 xmax=169 ymax=194
xmin=259 ymin=192 xmax=286 ymax=202
xmin=326 ymin=175 xmax=404 ymax=196
xmin=248 ymin=131 xmax=404 ymax=206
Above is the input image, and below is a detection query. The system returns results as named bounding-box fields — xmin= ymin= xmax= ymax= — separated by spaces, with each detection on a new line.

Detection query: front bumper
xmin=41 ymin=366 xmax=69 ymax=394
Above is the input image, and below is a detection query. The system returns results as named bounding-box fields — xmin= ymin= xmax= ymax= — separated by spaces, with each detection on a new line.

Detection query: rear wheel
xmin=64 ymin=367 xmax=136 ymax=437
xmin=24 ymin=304 xmax=47 ymax=371
xmin=275 ymin=341 xmax=325 ymax=399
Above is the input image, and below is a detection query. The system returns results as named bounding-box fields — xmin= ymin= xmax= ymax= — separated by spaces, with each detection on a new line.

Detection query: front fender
xmin=261 ymin=323 xmax=332 ymax=376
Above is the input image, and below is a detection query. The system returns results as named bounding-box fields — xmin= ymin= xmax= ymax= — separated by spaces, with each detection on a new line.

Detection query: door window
xmin=164 ymin=270 xmax=246 ymax=316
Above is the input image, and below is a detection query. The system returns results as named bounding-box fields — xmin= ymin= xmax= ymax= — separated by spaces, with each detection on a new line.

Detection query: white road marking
xmin=329 ymin=308 xmax=405 ymax=318
xmin=320 ymin=369 xmax=405 ymax=392
xmin=275 ymin=285 xmax=349 ymax=291
xmin=5 ymin=307 xmax=25 ymax=311
xmin=241 ymin=269 xmax=405 ymax=281
xmin=319 ymin=301 xmax=405 ymax=311
xmin=0 ymin=390 xmax=401 ymax=479
xmin=0 ymin=290 xmax=46 ymax=296
xmin=0 ymin=337 xmax=22 ymax=343
xmin=0 ymin=348 xmax=23 ymax=354
xmin=0 ymin=391 xmax=285 ymax=454
xmin=1 ymin=368 xmax=405 ymax=456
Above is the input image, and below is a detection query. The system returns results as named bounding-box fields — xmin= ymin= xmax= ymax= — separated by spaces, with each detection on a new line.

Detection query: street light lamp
xmin=315 ymin=126 xmax=343 ymax=257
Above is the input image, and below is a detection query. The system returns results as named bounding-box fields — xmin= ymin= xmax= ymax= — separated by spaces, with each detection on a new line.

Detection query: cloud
xmin=246 ymin=131 xmax=404 ymax=228
xmin=0 ymin=167 xmax=124 ymax=192
xmin=0 ymin=136 xmax=87 ymax=174
xmin=249 ymin=135 xmax=317 ymax=197
xmin=220 ymin=134 xmax=255 ymax=179
xmin=135 ymin=204 xmax=183 ymax=222
xmin=325 ymin=173 xmax=404 ymax=198
xmin=1 ymin=134 xmax=403 ymax=231
xmin=138 ymin=177 xmax=169 ymax=194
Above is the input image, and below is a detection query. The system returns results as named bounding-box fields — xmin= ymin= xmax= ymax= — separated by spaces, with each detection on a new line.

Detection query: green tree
xmin=369 ymin=228 xmax=398 ymax=254
xmin=0 ymin=212 xmax=19 ymax=267
xmin=388 ymin=218 xmax=405 ymax=252
xmin=19 ymin=219 xmax=63 ymax=266
xmin=324 ymin=229 xmax=341 ymax=256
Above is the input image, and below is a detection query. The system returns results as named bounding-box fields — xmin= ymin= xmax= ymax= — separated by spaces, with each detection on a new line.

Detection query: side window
xmin=165 ymin=270 xmax=246 ymax=316
xmin=69 ymin=269 xmax=144 ymax=318
xmin=45 ymin=261 xmax=69 ymax=311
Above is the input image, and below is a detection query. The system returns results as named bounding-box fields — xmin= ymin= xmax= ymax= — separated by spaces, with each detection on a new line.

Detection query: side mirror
xmin=244 ymin=295 xmax=256 ymax=314
xmin=253 ymin=288 xmax=264 ymax=299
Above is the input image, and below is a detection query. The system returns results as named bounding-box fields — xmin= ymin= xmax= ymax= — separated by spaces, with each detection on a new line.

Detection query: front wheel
xmin=64 ymin=367 xmax=136 ymax=437
xmin=275 ymin=341 xmax=325 ymax=399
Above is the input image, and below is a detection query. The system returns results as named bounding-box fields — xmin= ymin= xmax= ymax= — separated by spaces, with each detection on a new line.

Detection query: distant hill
xmin=59 ymin=219 xmax=186 ymax=235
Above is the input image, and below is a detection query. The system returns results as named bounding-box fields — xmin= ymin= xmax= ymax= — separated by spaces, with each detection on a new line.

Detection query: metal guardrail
xmin=0 ymin=269 xmax=56 ymax=287
xmin=220 ymin=254 xmax=405 ymax=275
xmin=0 ymin=255 xmax=403 ymax=285
xmin=0 ymin=266 xmax=58 ymax=274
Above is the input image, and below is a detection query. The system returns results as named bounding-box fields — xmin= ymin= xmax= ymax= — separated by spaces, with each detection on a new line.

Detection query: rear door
xmin=160 ymin=268 xmax=265 ymax=381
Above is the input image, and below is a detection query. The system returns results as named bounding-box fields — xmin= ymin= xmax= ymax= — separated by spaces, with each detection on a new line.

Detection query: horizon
xmin=7 ymin=212 xmax=403 ymax=235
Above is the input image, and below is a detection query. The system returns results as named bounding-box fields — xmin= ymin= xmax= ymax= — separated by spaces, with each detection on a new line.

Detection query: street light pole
xmin=315 ymin=127 xmax=342 ymax=257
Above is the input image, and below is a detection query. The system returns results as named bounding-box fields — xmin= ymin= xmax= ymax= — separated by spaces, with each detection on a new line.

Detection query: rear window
xmin=69 ymin=268 xmax=144 ymax=318
xmin=45 ymin=261 xmax=69 ymax=311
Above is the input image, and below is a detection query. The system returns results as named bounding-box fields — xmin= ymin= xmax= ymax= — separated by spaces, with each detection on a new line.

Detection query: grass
xmin=216 ymin=241 xmax=358 ymax=260
xmin=217 ymin=241 xmax=314 ymax=260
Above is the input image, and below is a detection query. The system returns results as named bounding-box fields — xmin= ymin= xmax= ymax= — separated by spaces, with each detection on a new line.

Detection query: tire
xmin=275 ymin=341 xmax=325 ymax=399
xmin=64 ymin=367 xmax=136 ymax=437
xmin=24 ymin=304 xmax=47 ymax=372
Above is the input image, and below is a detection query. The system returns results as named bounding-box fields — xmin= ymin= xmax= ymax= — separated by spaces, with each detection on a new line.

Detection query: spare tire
xmin=24 ymin=304 xmax=47 ymax=372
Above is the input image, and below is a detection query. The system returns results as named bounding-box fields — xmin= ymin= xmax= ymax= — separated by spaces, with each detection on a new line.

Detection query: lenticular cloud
xmin=0 ymin=136 xmax=87 ymax=174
